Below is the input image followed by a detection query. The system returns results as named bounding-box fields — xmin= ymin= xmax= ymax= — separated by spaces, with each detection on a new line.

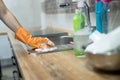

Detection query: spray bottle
xmin=95 ymin=0 xmax=111 ymax=34
xmin=95 ymin=0 xmax=103 ymax=33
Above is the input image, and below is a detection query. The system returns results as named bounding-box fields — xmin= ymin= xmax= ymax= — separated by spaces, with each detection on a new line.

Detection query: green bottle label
xmin=73 ymin=13 xmax=85 ymax=32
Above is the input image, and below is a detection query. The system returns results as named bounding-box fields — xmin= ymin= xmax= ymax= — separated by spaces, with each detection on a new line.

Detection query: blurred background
xmin=0 ymin=0 xmax=120 ymax=80
xmin=0 ymin=0 xmax=120 ymax=33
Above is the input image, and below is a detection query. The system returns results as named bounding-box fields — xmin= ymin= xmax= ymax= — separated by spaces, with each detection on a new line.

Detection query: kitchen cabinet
xmin=0 ymin=33 xmax=13 ymax=60
xmin=8 ymin=32 xmax=120 ymax=80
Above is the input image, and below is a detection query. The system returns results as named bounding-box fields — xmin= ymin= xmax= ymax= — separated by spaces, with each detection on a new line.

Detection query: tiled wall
xmin=43 ymin=0 xmax=95 ymax=14
xmin=43 ymin=0 xmax=75 ymax=14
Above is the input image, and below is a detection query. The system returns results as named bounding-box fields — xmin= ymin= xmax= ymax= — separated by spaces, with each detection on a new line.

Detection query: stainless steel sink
xmin=48 ymin=36 xmax=73 ymax=52
xmin=49 ymin=36 xmax=73 ymax=45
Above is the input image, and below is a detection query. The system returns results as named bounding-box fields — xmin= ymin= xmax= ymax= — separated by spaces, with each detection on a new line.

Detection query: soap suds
xmin=85 ymin=27 xmax=120 ymax=54
xmin=35 ymin=47 xmax=57 ymax=53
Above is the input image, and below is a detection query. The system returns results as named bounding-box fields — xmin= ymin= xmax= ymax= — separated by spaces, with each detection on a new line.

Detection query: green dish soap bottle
xmin=73 ymin=1 xmax=86 ymax=57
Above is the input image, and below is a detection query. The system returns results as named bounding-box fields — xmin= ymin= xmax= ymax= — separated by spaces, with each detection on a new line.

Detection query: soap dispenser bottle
xmin=73 ymin=0 xmax=88 ymax=57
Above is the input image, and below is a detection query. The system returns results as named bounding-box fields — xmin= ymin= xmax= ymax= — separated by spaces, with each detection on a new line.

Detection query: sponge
xmin=35 ymin=47 xmax=57 ymax=53
xmin=28 ymin=47 xmax=57 ymax=54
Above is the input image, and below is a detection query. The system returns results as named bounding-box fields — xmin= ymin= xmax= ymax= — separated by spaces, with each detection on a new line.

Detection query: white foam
xmin=85 ymin=27 xmax=120 ymax=54
xmin=35 ymin=47 xmax=57 ymax=53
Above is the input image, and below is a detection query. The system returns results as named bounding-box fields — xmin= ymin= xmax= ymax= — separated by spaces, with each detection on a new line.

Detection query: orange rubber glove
xmin=15 ymin=27 xmax=54 ymax=48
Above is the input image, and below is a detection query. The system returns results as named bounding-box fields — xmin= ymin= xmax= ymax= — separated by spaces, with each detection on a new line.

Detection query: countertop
xmin=8 ymin=33 xmax=120 ymax=80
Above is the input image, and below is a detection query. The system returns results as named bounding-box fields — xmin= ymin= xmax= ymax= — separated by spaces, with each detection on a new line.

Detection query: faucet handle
xmin=59 ymin=3 xmax=70 ymax=8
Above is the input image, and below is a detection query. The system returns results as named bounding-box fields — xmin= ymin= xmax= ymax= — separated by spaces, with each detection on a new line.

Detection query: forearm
xmin=0 ymin=10 xmax=21 ymax=32
xmin=0 ymin=0 xmax=21 ymax=32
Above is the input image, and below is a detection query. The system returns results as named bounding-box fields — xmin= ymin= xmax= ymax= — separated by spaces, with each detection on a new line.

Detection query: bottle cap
xmin=77 ymin=0 xmax=84 ymax=8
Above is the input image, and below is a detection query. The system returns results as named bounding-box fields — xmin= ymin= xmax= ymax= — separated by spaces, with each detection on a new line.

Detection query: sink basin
xmin=49 ymin=36 xmax=73 ymax=45
xmin=48 ymin=36 xmax=73 ymax=51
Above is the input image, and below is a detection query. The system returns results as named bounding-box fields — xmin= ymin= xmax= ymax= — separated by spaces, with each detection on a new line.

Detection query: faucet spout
xmin=84 ymin=1 xmax=91 ymax=28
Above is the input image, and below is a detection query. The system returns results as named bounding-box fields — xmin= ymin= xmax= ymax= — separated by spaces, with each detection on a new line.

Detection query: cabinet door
xmin=0 ymin=35 xmax=13 ymax=59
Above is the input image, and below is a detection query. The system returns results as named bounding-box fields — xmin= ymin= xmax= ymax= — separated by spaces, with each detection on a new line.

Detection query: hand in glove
xmin=15 ymin=27 xmax=55 ymax=48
